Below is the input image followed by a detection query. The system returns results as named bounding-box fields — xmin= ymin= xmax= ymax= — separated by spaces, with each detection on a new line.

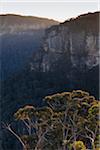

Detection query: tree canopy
xmin=4 ymin=90 xmax=99 ymax=150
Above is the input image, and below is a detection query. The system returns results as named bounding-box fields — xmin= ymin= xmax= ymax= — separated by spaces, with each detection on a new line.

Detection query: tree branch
xmin=4 ymin=123 xmax=26 ymax=150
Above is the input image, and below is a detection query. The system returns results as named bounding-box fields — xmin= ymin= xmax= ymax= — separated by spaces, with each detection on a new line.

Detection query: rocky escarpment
xmin=41 ymin=12 xmax=99 ymax=72
xmin=30 ymin=12 xmax=99 ymax=96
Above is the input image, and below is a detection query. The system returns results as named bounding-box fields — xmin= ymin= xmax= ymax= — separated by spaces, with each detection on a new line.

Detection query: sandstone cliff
xmin=41 ymin=12 xmax=99 ymax=72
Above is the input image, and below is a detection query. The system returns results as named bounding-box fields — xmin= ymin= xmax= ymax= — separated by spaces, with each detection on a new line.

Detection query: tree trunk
xmin=63 ymin=145 xmax=66 ymax=150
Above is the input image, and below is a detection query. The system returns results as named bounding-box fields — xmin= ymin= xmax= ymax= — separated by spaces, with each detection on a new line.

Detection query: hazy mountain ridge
xmin=0 ymin=14 xmax=59 ymax=79
xmin=0 ymin=14 xmax=59 ymax=34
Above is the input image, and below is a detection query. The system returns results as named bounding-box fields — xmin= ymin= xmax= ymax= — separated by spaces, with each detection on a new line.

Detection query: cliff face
xmin=29 ymin=12 xmax=99 ymax=97
xmin=41 ymin=12 xmax=99 ymax=72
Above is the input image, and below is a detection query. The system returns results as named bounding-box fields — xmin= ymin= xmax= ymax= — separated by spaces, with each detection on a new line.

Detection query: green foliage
xmin=5 ymin=90 xmax=99 ymax=150
xmin=21 ymin=134 xmax=37 ymax=150
xmin=73 ymin=141 xmax=86 ymax=150
xmin=14 ymin=105 xmax=35 ymax=120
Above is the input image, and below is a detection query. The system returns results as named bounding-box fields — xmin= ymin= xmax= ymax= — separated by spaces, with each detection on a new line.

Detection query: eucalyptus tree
xmin=44 ymin=90 xmax=99 ymax=150
xmin=4 ymin=106 xmax=54 ymax=150
xmin=3 ymin=90 xmax=99 ymax=150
